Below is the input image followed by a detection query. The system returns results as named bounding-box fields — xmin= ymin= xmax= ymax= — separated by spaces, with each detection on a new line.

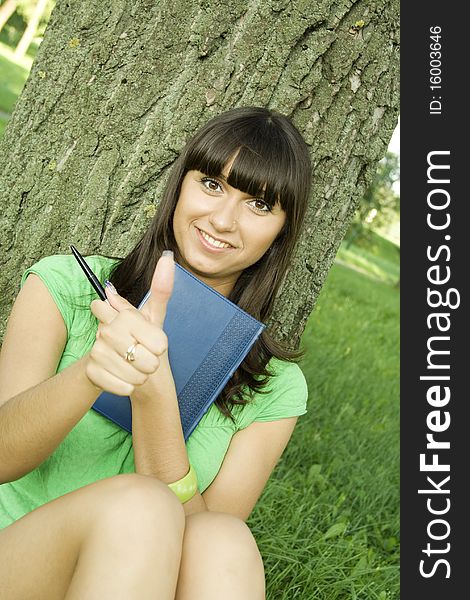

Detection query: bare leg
xmin=0 ymin=474 xmax=185 ymax=600
xmin=176 ymin=511 xmax=266 ymax=600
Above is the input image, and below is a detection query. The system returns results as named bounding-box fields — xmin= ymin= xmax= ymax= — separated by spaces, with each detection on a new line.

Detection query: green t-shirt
xmin=0 ymin=254 xmax=308 ymax=529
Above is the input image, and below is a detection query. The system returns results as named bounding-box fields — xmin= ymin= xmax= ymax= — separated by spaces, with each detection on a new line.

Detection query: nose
xmin=208 ymin=198 xmax=239 ymax=232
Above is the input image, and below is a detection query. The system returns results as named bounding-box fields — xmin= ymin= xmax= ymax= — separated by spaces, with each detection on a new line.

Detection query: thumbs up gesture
xmin=86 ymin=252 xmax=175 ymax=396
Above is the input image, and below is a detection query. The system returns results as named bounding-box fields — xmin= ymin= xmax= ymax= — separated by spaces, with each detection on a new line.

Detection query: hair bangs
xmin=225 ymin=144 xmax=296 ymax=210
xmin=183 ymin=127 xmax=241 ymax=188
xmin=183 ymin=129 xmax=297 ymax=211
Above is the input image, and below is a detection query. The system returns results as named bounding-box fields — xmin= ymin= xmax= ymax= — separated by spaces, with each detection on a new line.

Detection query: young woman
xmin=0 ymin=106 xmax=312 ymax=599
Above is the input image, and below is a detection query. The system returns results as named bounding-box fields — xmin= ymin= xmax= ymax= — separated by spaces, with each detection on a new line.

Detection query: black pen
xmin=70 ymin=245 xmax=108 ymax=301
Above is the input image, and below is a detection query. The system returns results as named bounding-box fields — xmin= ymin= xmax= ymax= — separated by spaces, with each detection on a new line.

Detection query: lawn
xmin=336 ymin=231 xmax=400 ymax=286
xmin=249 ymin=254 xmax=400 ymax=599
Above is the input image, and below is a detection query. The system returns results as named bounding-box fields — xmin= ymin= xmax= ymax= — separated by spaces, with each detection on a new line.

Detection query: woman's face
xmin=172 ymin=163 xmax=286 ymax=296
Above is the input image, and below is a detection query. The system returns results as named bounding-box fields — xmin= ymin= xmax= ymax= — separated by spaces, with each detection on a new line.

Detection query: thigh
xmin=0 ymin=474 xmax=178 ymax=600
xmin=176 ymin=511 xmax=265 ymax=600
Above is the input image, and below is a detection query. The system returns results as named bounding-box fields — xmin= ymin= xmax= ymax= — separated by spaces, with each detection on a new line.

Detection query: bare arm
xmin=202 ymin=417 xmax=298 ymax=521
xmin=129 ymin=352 xmax=209 ymax=516
xmin=132 ymin=371 xmax=298 ymax=520
xmin=0 ymin=275 xmax=102 ymax=483
xmin=0 ymin=255 xmax=182 ymax=485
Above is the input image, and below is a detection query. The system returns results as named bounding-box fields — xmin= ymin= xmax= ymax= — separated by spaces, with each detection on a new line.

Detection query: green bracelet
xmin=167 ymin=464 xmax=198 ymax=503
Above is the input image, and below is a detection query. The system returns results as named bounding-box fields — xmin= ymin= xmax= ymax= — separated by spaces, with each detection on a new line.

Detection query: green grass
xmin=336 ymin=230 xmax=400 ymax=285
xmin=0 ymin=41 xmax=33 ymax=136
xmin=249 ymin=254 xmax=399 ymax=599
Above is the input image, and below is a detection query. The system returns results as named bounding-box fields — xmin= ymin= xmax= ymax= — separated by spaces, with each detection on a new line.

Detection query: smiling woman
xmin=123 ymin=107 xmax=310 ymax=316
xmin=173 ymin=166 xmax=287 ymax=296
xmin=0 ymin=106 xmax=312 ymax=599
xmin=111 ymin=107 xmax=311 ymax=418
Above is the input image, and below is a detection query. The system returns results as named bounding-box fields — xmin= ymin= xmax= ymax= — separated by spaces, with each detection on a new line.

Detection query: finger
xmin=126 ymin=317 xmax=168 ymax=357
xmin=90 ymin=299 xmax=119 ymax=325
xmin=98 ymin=308 xmax=168 ymax=357
xmin=125 ymin=343 xmax=161 ymax=375
xmin=104 ymin=280 xmax=137 ymax=313
xmin=90 ymin=338 xmax=151 ymax=386
xmin=86 ymin=358 xmax=136 ymax=397
xmin=114 ymin=338 xmax=162 ymax=375
xmin=141 ymin=251 xmax=175 ymax=328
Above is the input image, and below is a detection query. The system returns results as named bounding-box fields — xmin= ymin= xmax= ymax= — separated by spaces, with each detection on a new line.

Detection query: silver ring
xmin=125 ymin=342 xmax=138 ymax=362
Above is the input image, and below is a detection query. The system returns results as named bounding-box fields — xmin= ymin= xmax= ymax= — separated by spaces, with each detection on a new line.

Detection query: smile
xmin=196 ymin=228 xmax=236 ymax=251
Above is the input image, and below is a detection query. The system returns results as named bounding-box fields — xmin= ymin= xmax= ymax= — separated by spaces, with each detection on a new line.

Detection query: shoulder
xmin=267 ymin=357 xmax=307 ymax=388
xmin=21 ymin=254 xmax=119 ymax=294
xmin=262 ymin=358 xmax=309 ymax=410
xmin=235 ymin=358 xmax=309 ymax=429
xmin=20 ymin=254 xmax=120 ymax=332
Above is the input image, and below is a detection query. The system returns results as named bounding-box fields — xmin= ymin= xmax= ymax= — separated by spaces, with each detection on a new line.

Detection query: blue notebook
xmin=92 ymin=263 xmax=265 ymax=440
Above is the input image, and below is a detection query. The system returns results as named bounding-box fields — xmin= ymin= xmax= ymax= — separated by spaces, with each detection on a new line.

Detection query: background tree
xmin=0 ymin=0 xmax=18 ymax=33
xmin=345 ymin=150 xmax=400 ymax=246
xmin=14 ymin=0 xmax=52 ymax=58
xmin=0 ymin=0 xmax=400 ymax=344
xmin=0 ymin=0 xmax=54 ymax=48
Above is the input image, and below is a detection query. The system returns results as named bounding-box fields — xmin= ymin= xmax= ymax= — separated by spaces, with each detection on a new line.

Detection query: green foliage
xmin=336 ymin=229 xmax=400 ymax=286
xmin=0 ymin=8 xmax=23 ymax=46
xmin=346 ymin=152 xmax=400 ymax=245
xmin=0 ymin=41 xmax=32 ymax=134
xmin=250 ymin=236 xmax=399 ymax=599
xmin=15 ymin=0 xmax=54 ymax=35
xmin=0 ymin=0 xmax=54 ymax=52
xmin=16 ymin=0 xmax=52 ymax=18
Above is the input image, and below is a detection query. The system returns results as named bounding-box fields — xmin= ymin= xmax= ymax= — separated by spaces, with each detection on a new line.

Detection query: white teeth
xmin=200 ymin=230 xmax=232 ymax=248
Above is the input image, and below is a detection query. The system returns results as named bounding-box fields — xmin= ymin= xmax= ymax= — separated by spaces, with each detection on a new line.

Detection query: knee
xmin=184 ymin=511 xmax=264 ymax=576
xmin=89 ymin=474 xmax=185 ymax=546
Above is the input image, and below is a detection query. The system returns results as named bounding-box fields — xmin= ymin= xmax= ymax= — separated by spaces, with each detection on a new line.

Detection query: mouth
xmin=195 ymin=227 xmax=237 ymax=252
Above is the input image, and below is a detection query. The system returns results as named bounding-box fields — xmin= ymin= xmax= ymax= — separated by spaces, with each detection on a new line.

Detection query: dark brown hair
xmin=109 ymin=106 xmax=311 ymax=418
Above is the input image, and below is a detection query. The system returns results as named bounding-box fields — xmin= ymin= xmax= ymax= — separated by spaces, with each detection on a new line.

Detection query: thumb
xmin=141 ymin=251 xmax=175 ymax=327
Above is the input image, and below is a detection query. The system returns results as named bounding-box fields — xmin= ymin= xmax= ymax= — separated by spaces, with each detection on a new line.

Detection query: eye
xmin=200 ymin=177 xmax=223 ymax=193
xmin=247 ymin=198 xmax=271 ymax=214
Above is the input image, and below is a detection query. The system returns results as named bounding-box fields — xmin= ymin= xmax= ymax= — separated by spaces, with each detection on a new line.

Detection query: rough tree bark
xmin=0 ymin=0 xmax=399 ymax=345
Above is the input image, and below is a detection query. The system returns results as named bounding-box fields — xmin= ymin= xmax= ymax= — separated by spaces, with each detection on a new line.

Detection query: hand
xmin=86 ymin=253 xmax=175 ymax=396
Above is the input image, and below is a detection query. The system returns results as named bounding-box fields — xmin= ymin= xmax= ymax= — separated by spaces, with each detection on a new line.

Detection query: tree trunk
xmin=0 ymin=0 xmax=17 ymax=33
xmin=0 ymin=0 xmax=399 ymax=345
xmin=13 ymin=0 xmax=49 ymax=58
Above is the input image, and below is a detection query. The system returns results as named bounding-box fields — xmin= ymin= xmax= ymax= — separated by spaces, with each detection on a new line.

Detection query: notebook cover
xmin=92 ymin=263 xmax=265 ymax=440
